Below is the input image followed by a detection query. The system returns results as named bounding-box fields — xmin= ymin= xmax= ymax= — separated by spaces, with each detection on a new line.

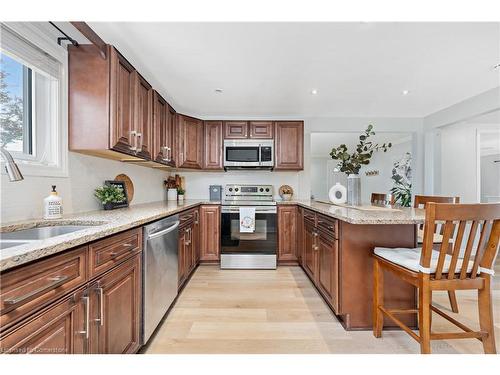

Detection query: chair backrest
xmin=420 ymin=202 xmax=500 ymax=280
xmin=371 ymin=193 xmax=395 ymax=206
xmin=414 ymin=195 xmax=460 ymax=208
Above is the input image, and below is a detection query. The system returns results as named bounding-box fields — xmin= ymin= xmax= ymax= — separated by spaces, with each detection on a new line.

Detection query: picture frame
xmin=104 ymin=180 xmax=129 ymax=209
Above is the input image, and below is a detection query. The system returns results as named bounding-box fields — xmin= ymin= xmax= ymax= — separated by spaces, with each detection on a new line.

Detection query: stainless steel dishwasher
xmin=142 ymin=214 xmax=179 ymax=344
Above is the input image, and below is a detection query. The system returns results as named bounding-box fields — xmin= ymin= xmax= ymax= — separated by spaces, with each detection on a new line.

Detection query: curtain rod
xmin=49 ymin=21 xmax=79 ymax=47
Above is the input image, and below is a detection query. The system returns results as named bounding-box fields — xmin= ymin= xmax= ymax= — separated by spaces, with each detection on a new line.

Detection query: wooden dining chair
xmin=414 ymin=195 xmax=461 ymax=313
xmin=372 ymin=202 xmax=500 ymax=354
xmin=371 ymin=193 xmax=395 ymax=206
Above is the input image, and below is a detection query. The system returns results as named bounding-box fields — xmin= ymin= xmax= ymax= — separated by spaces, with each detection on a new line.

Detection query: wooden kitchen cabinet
xmin=177 ymin=114 xmax=204 ymax=169
xmin=132 ymin=71 xmax=153 ymax=160
xmin=152 ymin=91 xmax=176 ymax=166
xmin=193 ymin=209 xmax=200 ymax=265
xmin=249 ymin=121 xmax=274 ymax=139
xmin=0 ymin=289 xmax=87 ymax=354
xmin=277 ymin=205 xmax=298 ymax=264
xmin=199 ymin=205 xmax=221 ymax=262
xmin=317 ymin=230 xmax=339 ymax=312
xmin=178 ymin=209 xmax=197 ymax=288
xmin=274 ymin=121 xmax=304 ymax=170
xmin=223 ymin=121 xmax=248 ymax=139
xmin=203 ymin=121 xmax=223 ymax=170
xmin=89 ymin=253 xmax=142 ymax=354
xmin=303 ymin=220 xmax=318 ymax=282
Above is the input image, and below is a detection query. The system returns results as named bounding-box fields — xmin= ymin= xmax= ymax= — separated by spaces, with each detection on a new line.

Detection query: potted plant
xmin=94 ymin=184 xmax=127 ymax=210
xmin=390 ymin=152 xmax=412 ymax=207
xmin=177 ymin=187 xmax=185 ymax=202
xmin=281 ymin=186 xmax=293 ymax=201
xmin=329 ymin=125 xmax=392 ymax=205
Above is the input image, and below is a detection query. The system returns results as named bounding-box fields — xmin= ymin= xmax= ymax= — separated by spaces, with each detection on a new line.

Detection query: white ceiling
xmin=310 ymin=132 xmax=412 ymax=158
xmin=85 ymin=22 xmax=500 ymax=118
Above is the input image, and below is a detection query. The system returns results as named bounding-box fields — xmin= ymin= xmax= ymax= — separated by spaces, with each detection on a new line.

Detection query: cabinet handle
xmin=3 ymin=275 xmax=69 ymax=306
xmin=95 ymin=287 xmax=104 ymax=326
xmin=162 ymin=146 xmax=171 ymax=162
xmin=77 ymin=295 xmax=90 ymax=339
xmin=181 ymin=214 xmax=194 ymax=221
xmin=136 ymin=132 xmax=142 ymax=151
xmin=194 ymin=211 xmax=199 ymax=225
xmin=123 ymin=243 xmax=134 ymax=248
xmin=129 ymin=131 xmax=137 ymax=151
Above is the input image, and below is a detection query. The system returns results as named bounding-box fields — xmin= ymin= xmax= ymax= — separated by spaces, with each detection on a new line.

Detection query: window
xmin=1 ymin=53 xmax=33 ymax=156
xmin=0 ymin=22 xmax=68 ymax=177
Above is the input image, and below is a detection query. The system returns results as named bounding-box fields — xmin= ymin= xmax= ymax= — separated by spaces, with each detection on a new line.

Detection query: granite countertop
xmin=0 ymin=200 xmax=219 ymax=272
xmin=0 ymin=198 xmax=424 ymax=272
xmin=277 ymin=199 xmax=425 ymax=225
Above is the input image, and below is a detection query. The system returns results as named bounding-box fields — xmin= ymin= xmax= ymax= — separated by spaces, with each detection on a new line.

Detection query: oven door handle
xmin=221 ymin=207 xmax=277 ymax=214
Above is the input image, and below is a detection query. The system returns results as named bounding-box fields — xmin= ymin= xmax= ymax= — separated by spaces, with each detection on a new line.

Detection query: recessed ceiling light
xmin=214 ymin=88 xmax=223 ymax=94
xmin=311 ymin=89 xmax=318 ymax=95
xmin=402 ymin=90 xmax=410 ymax=96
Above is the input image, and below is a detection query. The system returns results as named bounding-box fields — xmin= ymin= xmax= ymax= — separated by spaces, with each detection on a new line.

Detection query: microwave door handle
xmin=258 ymin=144 xmax=261 ymax=166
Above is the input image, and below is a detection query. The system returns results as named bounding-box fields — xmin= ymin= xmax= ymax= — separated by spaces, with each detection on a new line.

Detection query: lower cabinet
xmin=0 ymin=289 xmax=87 ymax=354
xmin=199 ymin=205 xmax=221 ymax=262
xmin=88 ymin=253 xmax=141 ymax=354
xmin=277 ymin=205 xmax=298 ymax=263
xmin=178 ymin=208 xmax=199 ymax=289
xmin=299 ymin=208 xmax=340 ymax=313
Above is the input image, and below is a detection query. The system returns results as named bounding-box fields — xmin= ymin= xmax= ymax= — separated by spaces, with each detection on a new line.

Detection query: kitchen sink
xmin=1 ymin=225 xmax=96 ymax=241
xmin=0 ymin=240 xmax=31 ymax=250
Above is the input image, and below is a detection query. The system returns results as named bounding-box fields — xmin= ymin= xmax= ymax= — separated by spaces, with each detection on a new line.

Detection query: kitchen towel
xmin=239 ymin=206 xmax=255 ymax=233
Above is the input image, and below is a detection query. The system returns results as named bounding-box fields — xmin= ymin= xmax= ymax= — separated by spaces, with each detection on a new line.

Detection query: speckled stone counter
xmin=277 ymin=200 xmax=425 ymax=225
xmin=0 ymin=200 xmax=219 ymax=272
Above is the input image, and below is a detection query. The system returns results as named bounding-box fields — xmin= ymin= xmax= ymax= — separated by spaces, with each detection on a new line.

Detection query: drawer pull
xmin=77 ymin=295 xmax=90 ymax=339
xmin=4 ymin=275 xmax=69 ymax=306
xmin=181 ymin=214 xmax=194 ymax=221
xmin=95 ymin=287 xmax=104 ymax=326
xmin=123 ymin=243 xmax=134 ymax=248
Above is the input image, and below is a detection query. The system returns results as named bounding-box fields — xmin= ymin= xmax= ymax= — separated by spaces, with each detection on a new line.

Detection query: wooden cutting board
xmin=115 ymin=174 xmax=134 ymax=203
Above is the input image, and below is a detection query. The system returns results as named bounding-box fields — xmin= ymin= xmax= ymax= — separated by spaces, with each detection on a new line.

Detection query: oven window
xmin=221 ymin=212 xmax=277 ymax=254
xmin=225 ymin=147 xmax=259 ymax=162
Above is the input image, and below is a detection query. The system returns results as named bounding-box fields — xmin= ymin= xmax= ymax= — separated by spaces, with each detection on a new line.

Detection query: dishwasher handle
xmin=147 ymin=221 xmax=180 ymax=240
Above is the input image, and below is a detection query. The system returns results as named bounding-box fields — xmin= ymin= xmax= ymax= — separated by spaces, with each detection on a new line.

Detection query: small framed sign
xmin=105 ymin=180 xmax=129 ymax=209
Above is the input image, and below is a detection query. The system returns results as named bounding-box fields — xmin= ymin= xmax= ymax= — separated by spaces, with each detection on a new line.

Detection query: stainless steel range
xmin=220 ymin=184 xmax=277 ymax=269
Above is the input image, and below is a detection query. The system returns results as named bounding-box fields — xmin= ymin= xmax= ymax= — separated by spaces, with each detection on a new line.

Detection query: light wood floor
xmin=144 ymin=263 xmax=500 ymax=354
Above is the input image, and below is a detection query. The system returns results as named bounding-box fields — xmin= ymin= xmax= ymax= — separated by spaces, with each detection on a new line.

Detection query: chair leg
xmin=478 ymin=277 xmax=497 ymax=354
xmin=418 ymin=276 xmax=432 ymax=354
xmin=373 ymin=259 xmax=384 ymax=338
xmin=447 ymin=291 xmax=459 ymax=313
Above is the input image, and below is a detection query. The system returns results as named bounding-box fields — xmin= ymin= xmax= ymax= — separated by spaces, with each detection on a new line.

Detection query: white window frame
xmin=1 ymin=22 xmax=68 ymax=178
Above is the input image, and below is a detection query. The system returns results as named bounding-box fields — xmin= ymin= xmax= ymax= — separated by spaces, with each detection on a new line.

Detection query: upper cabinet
xmin=69 ymin=45 xmax=153 ymax=161
xmin=203 ymin=121 xmax=223 ymax=170
xmin=223 ymin=121 xmax=274 ymax=139
xmin=223 ymin=121 xmax=248 ymax=139
xmin=249 ymin=121 xmax=274 ymax=139
xmin=177 ymin=114 xmax=204 ymax=169
xmin=274 ymin=121 xmax=304 ymax=170
xmin=152 ymin=91 xmax=176 ymax=167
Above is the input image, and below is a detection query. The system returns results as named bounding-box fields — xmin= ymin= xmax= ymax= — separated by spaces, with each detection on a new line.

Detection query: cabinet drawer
xmin=179 ymin=209 xmax=196 ymax=228
xmin=303 ymin=209 xmax=316 ymax=225
xmin=88 ymin=228 xmax=142 ymax=278
xmin=317 ymin=214 xmax=337 ymax=237
xmin=0 ymin=247 xmax=87 ymax=332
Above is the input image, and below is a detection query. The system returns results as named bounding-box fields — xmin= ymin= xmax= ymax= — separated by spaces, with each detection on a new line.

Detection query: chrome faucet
xmin=0 ymin=147 xmax=24 ymax=182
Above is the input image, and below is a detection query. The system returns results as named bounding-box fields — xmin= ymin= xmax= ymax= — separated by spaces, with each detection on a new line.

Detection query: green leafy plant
xmin=177 ymin=187 xmax=185 ymax=195
xmin=329 ymin=125 xmax=392 ymax=175
xmin=390 ymin=152 xmax=412 ymax=207
xmin=94 ymin=185 xmax=126 ymax=205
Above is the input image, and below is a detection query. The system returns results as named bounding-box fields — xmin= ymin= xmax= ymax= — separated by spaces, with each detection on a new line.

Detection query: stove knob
xmin=265 ymin=188 xmax=270 ymax=192
xmin=235 ymin=188 xmax=239 ymax=192
xmin=259 ymin=188 xmax=264 ymax=192
xmin=228 ymin=188 xmax=233 ymax=192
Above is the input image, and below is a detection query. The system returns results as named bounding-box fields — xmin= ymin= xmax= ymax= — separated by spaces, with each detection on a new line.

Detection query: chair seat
xmin=374 ymin=247 xmax=476 ymax=274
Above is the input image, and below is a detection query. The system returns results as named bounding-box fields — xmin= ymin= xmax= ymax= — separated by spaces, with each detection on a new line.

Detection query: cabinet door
xmin=89 ymin=254 xmax=141 ymax=354
xmin=203 ymin=121 xmax=223 ymax=170
xmin=277 ymin=206 xmax=298 ymax=263
xmin=317 ymin=232 xmax=339 ymax=312
xmin=249 ymin=121 xmax=273 ymax=139
xmin=178 ymin=228 xmax=187 ymax=287
xmin=223 ymin=121 xmax=248 ymax=139
xmin=199 ymin=205 xmax=221 ymax=262
xmin=193 ymin=209 xmax=200 ymax=265
xmin=109 ymin=47 xmax=136 ymax=155
xmin=297 ymin=207 xmax=304 ymax=265
xmin=0 ymin=290 xmax=87 ymax=354
xmin=274 ymin=121 xmax=304 ymax=170
xmin=133 ymin=72 xmax=153 ymax=160
xmin=167 ymin=105 xmax=177 ymax=167
xmin=184 ymin=225 xmax=194 ymax=275
xmin=152 ymin=91 xmax=170 ymax=164
xmin=303 ymin=222 xmax=317 ymax=281
xmin=177 ymin=115 xmax=203 ymax=169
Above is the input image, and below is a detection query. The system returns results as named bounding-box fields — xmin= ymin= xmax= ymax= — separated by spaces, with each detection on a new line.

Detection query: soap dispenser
xmin=44 ymin=185 xmax=63 ymax=219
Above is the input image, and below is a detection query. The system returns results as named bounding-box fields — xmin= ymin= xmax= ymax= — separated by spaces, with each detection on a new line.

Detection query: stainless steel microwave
xmin=223 ymin=139 xmax=274 ymax=169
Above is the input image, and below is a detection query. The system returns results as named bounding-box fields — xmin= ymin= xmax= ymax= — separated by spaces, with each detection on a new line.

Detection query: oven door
xmin=221 ymin=206 xmax=277 ymax=255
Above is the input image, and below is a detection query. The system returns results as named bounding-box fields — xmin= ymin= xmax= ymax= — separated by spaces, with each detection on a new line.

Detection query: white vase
xmin=167 ymin=188 xmax=178 ymax=201
xmin=329 ymin=182 xmax=347 ymax=204
xmin=178 ymin=195 xmax=184 ymax=203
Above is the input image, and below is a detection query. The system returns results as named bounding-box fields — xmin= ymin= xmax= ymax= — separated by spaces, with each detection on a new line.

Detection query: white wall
xmin=1 ymin=152 xmax=168 ymax=223
xmin=480 ymin=154 xmax=500 ymax=203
